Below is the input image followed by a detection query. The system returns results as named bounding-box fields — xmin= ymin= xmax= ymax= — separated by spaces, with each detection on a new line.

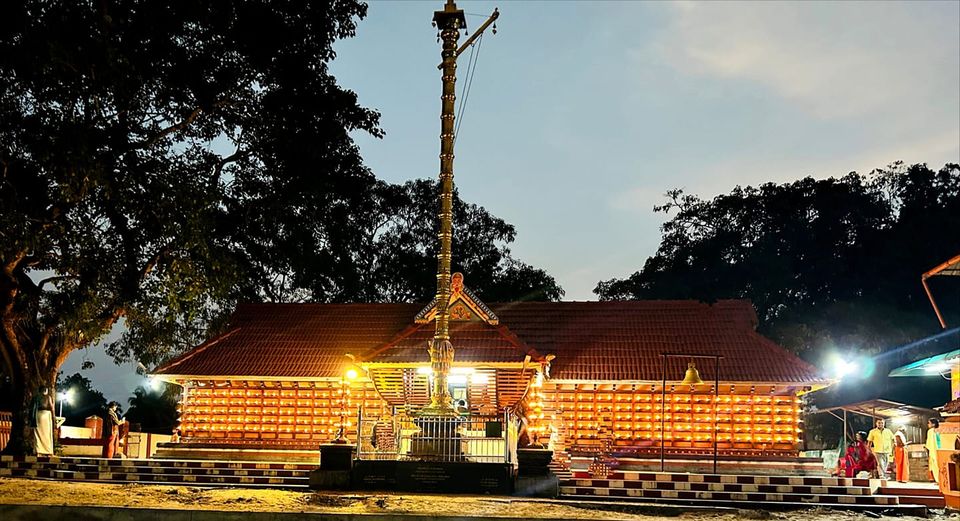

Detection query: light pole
xmin=57 ymin=389 xmax=74 ymax=418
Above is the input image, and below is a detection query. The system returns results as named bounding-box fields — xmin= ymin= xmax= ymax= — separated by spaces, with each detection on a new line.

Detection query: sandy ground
xmin=0 ymin=477 xmax=947 ymax=520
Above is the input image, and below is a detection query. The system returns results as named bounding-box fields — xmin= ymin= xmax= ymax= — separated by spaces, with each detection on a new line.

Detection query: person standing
xmin=867 ymin=418 xmax=894 ymax=478
xmin=894 ymin=428 xmax=908 ymax=482
xmin=926 ymin=418 xmax=942 ymax=483
xmin=31 ymin=387 xmax=55 ymax=456
xmin=102 ymin=402 xmax=123 ymax=458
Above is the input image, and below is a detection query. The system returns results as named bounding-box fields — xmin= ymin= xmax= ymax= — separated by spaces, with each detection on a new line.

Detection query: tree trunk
xmin=2 ymin=366 xmax=58 ymax=456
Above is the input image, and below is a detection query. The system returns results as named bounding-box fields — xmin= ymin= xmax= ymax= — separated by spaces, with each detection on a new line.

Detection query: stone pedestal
xmin=515 ymin=447 xmax=558 ymax=498
xmin=517 ymin=447 xmax=553 ymax=476
xmin=319 ymin=443 xmax=355 ymax=471
xmin=310 ymin=443 xmax=355 ymax=490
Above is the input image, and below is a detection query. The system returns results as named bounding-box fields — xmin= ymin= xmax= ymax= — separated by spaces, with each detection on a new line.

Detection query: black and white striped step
xmin=568 ymin=470 xmax=874 ymax=488
xmin=560 ymin=485 xmax=899 ymax=505
xmin=0 ymin=455 xmax=314 ymax=471
xmin=0 ymin=467 xmax=309 ymax=487
xmin=567 ymin=478 xmax=872 ymax=496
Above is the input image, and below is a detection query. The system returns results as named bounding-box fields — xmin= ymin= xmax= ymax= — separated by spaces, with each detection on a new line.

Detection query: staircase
xmin=0 ymin=455 xmax=313 ymax=488
xmin=877 ymin=484 xmax=945 ymax=509
xmin=560 ymin=470 xmax=928 ymax=515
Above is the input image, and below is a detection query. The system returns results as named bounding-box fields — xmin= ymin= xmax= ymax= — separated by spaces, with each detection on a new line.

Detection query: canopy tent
xmin=889 ymin=347 xmax=960 ymax=377
xmin=814 ymin=399 xmax=938 ymax=446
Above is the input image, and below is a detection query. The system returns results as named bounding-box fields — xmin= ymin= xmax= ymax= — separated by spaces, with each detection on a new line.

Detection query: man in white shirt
xmin=867 ymin=418 xmax=894 ymax=479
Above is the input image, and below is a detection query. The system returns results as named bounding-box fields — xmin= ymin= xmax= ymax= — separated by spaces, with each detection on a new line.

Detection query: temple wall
xmin=543 ymin=382 xmax=803 ymax=455
xmin=176 ymin=378 xmax=386 ymax=447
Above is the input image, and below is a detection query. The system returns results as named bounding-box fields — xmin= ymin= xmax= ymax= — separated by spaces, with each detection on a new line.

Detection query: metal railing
xmin=357 ymin=408 xmax=515 ymax=464
xmin=0 ymin=411 xmax=11 ymax=452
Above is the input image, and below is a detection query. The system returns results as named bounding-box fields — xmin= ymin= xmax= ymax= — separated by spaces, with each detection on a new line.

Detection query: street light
xmin=57 ymin=389 xmax=74 ymax=418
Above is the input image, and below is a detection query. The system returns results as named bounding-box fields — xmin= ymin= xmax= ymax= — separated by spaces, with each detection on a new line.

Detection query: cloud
xmin=652 ymin=1 xmax=960 ymax=121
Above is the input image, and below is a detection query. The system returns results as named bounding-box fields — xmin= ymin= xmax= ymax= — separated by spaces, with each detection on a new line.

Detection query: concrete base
xmin=308 ymin=469 xmax=351 ymax=490
xmin=515 ymin=473 xmax=559 ymax=498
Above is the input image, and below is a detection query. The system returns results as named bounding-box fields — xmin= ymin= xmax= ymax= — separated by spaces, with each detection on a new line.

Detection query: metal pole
xmin=661 ymin=354 xmax=666 ymax=472
xmin=843 ymin=409 xmax=848 ymax=447
xmin=714 ymin=356 xmax=720 ymax=475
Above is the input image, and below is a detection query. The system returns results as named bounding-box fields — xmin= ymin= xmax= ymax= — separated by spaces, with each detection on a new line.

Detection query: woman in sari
xmin=843 ymin=431 xmax=879 ymax=478
xmin=894 ymin=428 xmax=908 ymax=482
xmin=926 ymin=418 xmax=941 ymax=483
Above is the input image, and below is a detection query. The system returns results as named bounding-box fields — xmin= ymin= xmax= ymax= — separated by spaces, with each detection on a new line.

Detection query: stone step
xmin=877 ymin=486 xmax=946 ymax=508
xmin=0 ymin=467 xmax=309 ymax=488
xmin=564 ymin=478 xmax=873 ymax=496
xmin=569 ymin=470 xmax=873 ymax=488
xmin=2 ymin=462 xmax=308 ymax=478
xmin=877 ymin=485 xmax=943 ymax=497
xmin=560 ymin=485 xmax=901 ymax=505
xmin=0 ymin=455 xmax=316 ymax=470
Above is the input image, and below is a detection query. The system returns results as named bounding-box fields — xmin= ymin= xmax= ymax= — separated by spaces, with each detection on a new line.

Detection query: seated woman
xmin=844 ymin=431 xmax=879 ymax=478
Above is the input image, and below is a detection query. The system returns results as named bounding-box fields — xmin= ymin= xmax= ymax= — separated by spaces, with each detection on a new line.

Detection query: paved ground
xmin=0 ymin=477 xmax=945 ymax=520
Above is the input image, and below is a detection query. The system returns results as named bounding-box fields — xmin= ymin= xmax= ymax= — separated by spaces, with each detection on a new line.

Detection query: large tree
xmin=0 ymin=0 xmax=384 ymax=454
xmin=1 ymin=1 xmax=562 ymax=455
xmin=596 ymin=162 xmax=960 ymax=363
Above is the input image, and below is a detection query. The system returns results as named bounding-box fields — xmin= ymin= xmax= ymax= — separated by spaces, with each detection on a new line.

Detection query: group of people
xmin=29 ymin=388 xmax=125 ymax=458
xmin=840 ymin=417 xmax=942 ymax=482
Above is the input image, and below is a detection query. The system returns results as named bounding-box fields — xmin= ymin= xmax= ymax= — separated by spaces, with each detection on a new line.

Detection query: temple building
xmin=154 ymin=273 xmax=827 ymax=469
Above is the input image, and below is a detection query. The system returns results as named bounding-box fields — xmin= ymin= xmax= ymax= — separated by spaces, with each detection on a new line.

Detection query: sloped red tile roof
xmin=360 ymin=320 xmax=536 ymax=364
xmin=493 ymin=300 xmax=821 ymax=383
xmin=154 ymin=300 xmax=823 ymax=383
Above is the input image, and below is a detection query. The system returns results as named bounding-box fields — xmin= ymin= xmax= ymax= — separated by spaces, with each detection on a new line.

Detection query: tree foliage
xmin=596 ymin=162 xmax=960 ymax=361
xmin=124 ymin=383 xmax=179 ymax=434
xmin=55 ymin=372 xmax=108 ymax=427
xmin=0 ymin=1 xmax=561 ymax=454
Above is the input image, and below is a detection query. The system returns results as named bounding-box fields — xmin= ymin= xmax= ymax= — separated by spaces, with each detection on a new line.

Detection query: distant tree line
xmin=596 ymin=162 xmax=960 ymax=364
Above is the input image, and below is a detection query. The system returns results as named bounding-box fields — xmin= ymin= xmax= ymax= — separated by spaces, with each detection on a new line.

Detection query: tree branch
xmin=131 ymin=100 xmax=231 ymax=150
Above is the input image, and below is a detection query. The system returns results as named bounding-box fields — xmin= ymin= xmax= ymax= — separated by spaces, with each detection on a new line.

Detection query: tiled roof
xmin=361 ymin=320 xmax=535 ymax=364
xmin=154 ymin=300 xmax=823 ymax=383
xmin=155 ymin=303 xmax=422 ymax=378
xmin=493 ymin=300 xmax=821 ymax=383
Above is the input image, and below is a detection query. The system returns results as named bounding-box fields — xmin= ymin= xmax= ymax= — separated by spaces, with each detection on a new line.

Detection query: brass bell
xmin=680 ymin=361 xmax=704 ymax=386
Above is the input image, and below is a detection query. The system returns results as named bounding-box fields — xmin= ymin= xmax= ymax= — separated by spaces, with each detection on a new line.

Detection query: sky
xmin=62 ymin=0 xmax=960 ymax=405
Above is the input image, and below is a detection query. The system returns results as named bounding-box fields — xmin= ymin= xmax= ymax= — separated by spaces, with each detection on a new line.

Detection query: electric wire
xmin=454 ymin=33 xmax=483 ymax=143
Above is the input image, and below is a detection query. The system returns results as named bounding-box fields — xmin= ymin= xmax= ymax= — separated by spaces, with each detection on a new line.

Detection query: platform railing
xmin=357 ymin=408 xmax=515 ymax=464
xmin=0 ymin=410 xmax=11 ymax=452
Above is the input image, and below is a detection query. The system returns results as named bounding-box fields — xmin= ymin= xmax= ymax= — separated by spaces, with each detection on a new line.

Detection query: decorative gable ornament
xmin=414 ymin=272 xmax=499 ymax=325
